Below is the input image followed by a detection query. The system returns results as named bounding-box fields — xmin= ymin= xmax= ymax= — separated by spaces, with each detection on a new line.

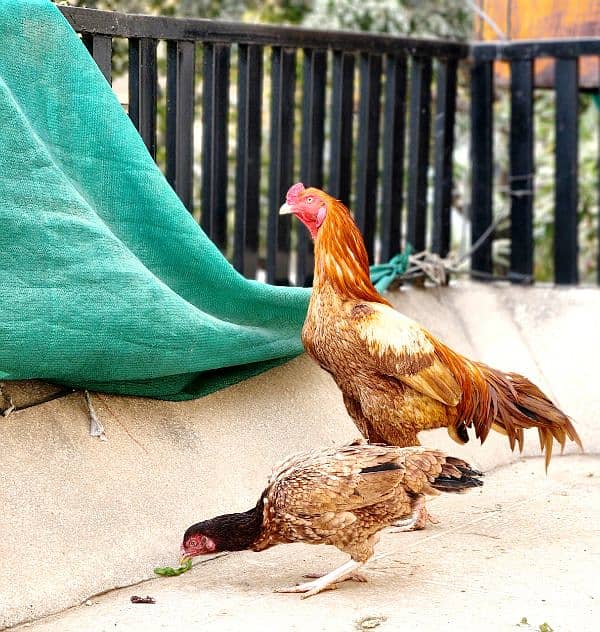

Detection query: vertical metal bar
xmin=509 ymin=59 xmax=534 ymax=282
xmin=267 ymin=47 xmax=296 ymax=285
xmin=406 ymin=56 xmax=432 ymax=255
xmin=128 ymin=38 xmax=157 ymax=160
xmin=201 ymin=43 xmax=215 ymax=238
xmin=329 ymin=51 xmax=355 ymax=205
xmin=432 ymin=57 xmax=458 ymax=259
xmin=297 ymin=49 xmax=327 ymax=287
xmin=166 ymin=42 xmax=177 ymax=191
xmin=83 ymin=34 xmax=112 ymax=84
xmin=470 ymin=59 xmax=494 ymax=275
xmin=380 ymin=53 xmax=408 ymax=262
xmin=128 ymin=39 xmax=140 ymax=126
xmin=554 ymin=57 xmax=579 ymax=285
xmin=166 ymin=40 xmax=195 ymax=212
xmin=82 ymin=33 xmax=93 ymax=55
xmin=355 ymin=53 xmax=382 ymax=263
xmin=201 ymin=43 xmax=231 ymax=251
xmin=234 ymin=44 xmax=263 ymax=278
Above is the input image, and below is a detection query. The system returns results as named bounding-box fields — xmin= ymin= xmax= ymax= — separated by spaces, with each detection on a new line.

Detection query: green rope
xmin=369 ymin=244 xmax=413 ymax=294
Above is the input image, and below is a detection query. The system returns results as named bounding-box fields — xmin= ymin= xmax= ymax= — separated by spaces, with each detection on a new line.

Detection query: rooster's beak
xmin=279 ymin=203 xmax=293 ymax=215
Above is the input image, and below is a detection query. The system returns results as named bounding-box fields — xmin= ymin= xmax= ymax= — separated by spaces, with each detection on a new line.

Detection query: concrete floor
xmin=11 ymin=455 xmax=599 ymax=632
xmin=2 ymin=283 xmax=599 ymax=630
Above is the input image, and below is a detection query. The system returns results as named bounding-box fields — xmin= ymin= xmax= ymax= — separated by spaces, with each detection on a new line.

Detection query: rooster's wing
xmin=351 ymin=301 xmax=462 ymax=407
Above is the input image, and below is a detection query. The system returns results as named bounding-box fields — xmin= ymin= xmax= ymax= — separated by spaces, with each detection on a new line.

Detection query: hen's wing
xmin=267 ymin=443 xmax=447 ymax=517
xmin=351 ymin=301 xmax=462 ymax=406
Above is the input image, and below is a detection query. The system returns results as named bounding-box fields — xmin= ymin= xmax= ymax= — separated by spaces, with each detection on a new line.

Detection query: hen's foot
xmin=274 ymin=560 xmax=365 ymax=599
xmin=302 ymin=570 xmax=368 ymax=583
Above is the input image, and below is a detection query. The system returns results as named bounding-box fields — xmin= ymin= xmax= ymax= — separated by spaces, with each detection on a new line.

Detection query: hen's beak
xmin=279 ymin=203 xmax=293 ymax=215
xmin=179 ymin=546 xmax=190 ymax=565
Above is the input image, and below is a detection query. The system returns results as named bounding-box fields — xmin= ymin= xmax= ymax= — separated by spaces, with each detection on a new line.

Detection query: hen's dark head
xmin=180 ymin=505 xmax=264 ymax=562
xmin=180 ymin=521 xmax=218 ymax=560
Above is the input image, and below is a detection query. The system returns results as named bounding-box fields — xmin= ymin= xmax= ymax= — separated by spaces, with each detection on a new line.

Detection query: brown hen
xmin=280 ymin=183 xmax=582 ymax=471
xmin=180 ymin=441 xmax=483 ymax=597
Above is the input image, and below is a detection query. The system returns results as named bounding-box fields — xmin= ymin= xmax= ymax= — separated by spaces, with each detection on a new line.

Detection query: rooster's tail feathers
xmin=461 ymin=362 xmax=582 ymax=469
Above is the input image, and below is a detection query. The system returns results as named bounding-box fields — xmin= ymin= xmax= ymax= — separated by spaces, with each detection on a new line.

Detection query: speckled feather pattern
xmin=251 ymin=443 xmax=468 ymax=562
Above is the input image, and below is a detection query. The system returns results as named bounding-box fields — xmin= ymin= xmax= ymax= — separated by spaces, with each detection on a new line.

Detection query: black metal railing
xmin=470 ymin=39 xmax=600 ymax=286
xmin=59 ymin=5 xmax=465 ymax=286
xmin=58 ymin=7 xmax=599 ymax=286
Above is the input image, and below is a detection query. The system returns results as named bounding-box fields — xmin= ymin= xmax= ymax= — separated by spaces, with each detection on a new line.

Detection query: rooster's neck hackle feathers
xmin=313 ymin=195 xmax=390 ymax=306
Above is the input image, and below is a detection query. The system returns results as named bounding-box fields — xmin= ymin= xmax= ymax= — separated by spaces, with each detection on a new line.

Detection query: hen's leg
xmin=274 ymin=559 xmax=365 ymax=599
xmin=392 ymin=495 xmax=437 ymax=531
xmin=408 ymin=504 xmax=439 ymax=530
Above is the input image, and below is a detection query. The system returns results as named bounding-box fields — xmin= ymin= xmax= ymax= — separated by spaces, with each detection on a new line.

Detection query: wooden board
xmin=475 ymin=0 xmax=600 ymax=88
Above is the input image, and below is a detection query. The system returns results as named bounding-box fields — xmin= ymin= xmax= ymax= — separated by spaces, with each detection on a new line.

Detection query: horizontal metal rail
xmin=59 ymin=6 xmax=468 ymax=57
xmin=471 ymin=38 xmax=600 ymax=61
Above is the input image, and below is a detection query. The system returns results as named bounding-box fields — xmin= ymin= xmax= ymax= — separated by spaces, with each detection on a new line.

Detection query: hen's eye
xmin=306 ymin=196 xmax=313 ymax=204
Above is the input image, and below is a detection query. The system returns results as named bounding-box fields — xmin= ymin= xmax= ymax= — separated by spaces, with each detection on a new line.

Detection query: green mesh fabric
xmin=0 ymin=0 xmax=311 ymax=400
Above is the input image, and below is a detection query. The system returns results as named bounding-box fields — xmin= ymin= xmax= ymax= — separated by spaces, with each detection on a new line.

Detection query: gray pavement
xmin=11 ymin=455 xmax=599 ymax=632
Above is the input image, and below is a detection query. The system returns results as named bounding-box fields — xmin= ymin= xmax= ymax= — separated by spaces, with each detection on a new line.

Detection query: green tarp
xmin=0 ymin=0 xmax=311 ymax=400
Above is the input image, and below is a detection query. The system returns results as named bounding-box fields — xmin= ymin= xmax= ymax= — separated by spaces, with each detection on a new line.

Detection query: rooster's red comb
xmin=286 ymin=182 xmax=305 ymax=204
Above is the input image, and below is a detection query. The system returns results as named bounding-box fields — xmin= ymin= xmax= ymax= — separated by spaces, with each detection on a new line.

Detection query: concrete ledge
xmin=1 ymin=282 xmax=598 ymax=628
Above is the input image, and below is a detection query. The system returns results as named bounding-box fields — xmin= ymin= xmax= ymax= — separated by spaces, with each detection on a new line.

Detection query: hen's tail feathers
xmin=432 ymin=340 xmax=583 ymax=470
xmin=432 ymin=456 xmax=484 ymax=493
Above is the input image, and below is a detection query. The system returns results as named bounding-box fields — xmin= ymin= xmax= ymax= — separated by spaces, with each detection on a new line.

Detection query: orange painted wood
xmin=475 ymin=0 xmax=600 ymax=88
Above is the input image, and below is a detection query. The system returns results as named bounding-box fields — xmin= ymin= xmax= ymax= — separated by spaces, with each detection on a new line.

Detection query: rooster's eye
xmin=306 ymin=196 xmax=313 ymax=204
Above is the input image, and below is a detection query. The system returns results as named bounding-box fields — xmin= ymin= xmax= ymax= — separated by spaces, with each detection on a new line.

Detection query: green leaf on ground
xmin=154 ymin=557 xmax=193 ymax=577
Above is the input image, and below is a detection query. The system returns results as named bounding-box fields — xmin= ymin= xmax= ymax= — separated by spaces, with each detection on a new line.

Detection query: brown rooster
xmin=279 ymin=183 xmax=581 ymax=485
xmin=180 ymin=441 xmax=482 ymax=597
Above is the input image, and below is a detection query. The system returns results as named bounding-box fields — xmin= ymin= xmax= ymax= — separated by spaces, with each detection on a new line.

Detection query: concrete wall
xmin=0 ymin=282 xmax=597 ymax=629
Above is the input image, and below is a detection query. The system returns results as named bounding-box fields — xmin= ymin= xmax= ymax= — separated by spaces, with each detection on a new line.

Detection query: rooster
xmin=180 ymin=441 xmax=482 ymax=598
xmin=279 ymin=183 xmax=581 ymax=525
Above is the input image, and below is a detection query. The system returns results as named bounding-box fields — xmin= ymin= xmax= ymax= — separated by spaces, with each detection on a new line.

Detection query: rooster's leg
xmin=274 ymin=559 xmax=365 ymax=599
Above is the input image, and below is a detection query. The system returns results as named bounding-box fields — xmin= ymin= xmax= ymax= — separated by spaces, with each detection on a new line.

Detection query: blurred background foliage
xmin=54 ymin=1 xmax=598 ymax=283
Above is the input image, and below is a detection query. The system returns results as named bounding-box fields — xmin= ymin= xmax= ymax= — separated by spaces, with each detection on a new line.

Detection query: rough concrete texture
xmin=1 ymin=282 xmax=598 ymax=629
xmin=10 ymin=456 xmax=600 ymax=632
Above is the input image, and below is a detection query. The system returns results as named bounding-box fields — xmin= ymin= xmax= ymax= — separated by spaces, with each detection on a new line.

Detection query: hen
xmin=280 ymin=183 xmax=581 ymax=473
xmin=180 ymin=441 xmax=482 ymax=597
